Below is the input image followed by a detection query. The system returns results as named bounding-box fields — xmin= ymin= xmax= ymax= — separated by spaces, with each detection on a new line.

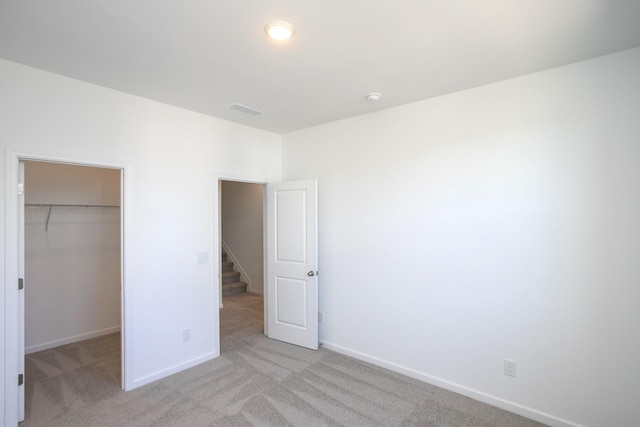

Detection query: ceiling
xmin=1 ymin=1 xmax=640 ymax=134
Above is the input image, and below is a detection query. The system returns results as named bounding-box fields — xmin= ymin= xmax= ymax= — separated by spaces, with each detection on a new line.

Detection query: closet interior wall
xmin=24 ymin=161 xmax=121 ymax=353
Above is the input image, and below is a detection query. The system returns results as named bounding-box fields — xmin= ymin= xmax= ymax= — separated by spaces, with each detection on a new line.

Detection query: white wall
xmin=24 ymin=161 xmax=121 ymax=352
xmin=221 ymin=181 xmax=264 ymax=294
xmin=0 ymin=59 xmax=281 ymax=425
xmin=281 ymin=48 xmax=640 ymax=427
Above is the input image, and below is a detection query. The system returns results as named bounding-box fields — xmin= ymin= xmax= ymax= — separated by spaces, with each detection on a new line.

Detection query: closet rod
xmin=25 ymin=203 xmax=120 ymax=208
xmin=24 ymin=204 xmax=120 ymax=231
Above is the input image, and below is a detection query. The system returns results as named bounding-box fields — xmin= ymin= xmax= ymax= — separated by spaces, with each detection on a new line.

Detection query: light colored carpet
xmin=220 ymin=292 xmax=265 ymax=351
xmin=21 ymin=293 xmax=546 ymax=426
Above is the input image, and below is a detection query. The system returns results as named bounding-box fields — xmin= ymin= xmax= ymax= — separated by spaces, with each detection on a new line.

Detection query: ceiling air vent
xmin=227 ymin=103 xmax=264 ymax=117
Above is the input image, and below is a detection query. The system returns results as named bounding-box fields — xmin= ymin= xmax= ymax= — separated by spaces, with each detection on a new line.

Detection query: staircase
xmin=222 ymin=251 xmax=248 ymax=296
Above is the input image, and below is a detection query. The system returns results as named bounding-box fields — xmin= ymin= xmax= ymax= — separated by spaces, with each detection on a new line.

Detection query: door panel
xmin=275 ymin=189 xmax=306 ymax=262
xmin=267 ymin=180 xmax=318 ymax=350
xmin=275 ymin=277 xmax=307 ymax=327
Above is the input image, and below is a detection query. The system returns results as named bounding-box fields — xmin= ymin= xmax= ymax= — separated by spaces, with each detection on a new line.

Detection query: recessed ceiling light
xmin=265 ymin=21 xmax=295 ymax=41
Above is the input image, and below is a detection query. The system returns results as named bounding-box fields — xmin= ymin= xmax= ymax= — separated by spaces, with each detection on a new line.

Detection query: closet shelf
xmin=25 ymin=204 xmax=120 ymax=231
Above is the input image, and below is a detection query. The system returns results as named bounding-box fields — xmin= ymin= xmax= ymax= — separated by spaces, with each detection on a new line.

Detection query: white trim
xmin=131 ymin=351 xmax=218 ymax=389
xmin=120 ymin=164 xmax=134 ymax=392
xmin=25 ymin=326 xmax=121 ymax=354
xmin=213 ymin=172 xmax=273 ymax=184
xmin=215 ymin=178 xmax=222 ymax=356
xmin=5 ymin=149 xmax=21 ymax=427
xmin=262 ymin=185 xmax=268 ymax=336
xmin=3 ymin=147 xmax=133 ymax=426
xmin=320 ymin=340 xmax=584 ymax=427
xmin=221 ymin=239 xmax=252 ymax=291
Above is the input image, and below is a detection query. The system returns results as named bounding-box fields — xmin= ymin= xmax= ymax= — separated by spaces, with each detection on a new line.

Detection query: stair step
xmin=222 ymin=261 xmax=234 ymax=272
xmin=220 ymin=249 xmax=246 ymax=295
xmin=222 ymin=271 xmax=240 ymax=284
xmin=222 ymin=281 xmax=247 ymax=296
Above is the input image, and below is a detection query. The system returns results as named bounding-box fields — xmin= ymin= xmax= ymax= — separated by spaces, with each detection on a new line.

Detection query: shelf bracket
xmin=45 ymin=206 xmax=52 ymax=231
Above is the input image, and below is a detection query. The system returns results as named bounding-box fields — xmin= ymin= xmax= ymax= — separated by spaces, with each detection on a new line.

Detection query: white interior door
xmin=266 ymin=179 xmax=318 ymax=350
xmin=18 ymin=160 xmax=25 ymax=421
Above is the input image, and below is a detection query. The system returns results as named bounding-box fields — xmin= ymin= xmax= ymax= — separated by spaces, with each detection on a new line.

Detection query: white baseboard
xmin=320 ymin=341 xmax=583 ymax=427
xmin=130 ymin=351 xmax=219 ymax=389
xmin=247 ymin=289 xmax=264 ymax=296
xmin=26 ymin=326 xmax=121 ymax=354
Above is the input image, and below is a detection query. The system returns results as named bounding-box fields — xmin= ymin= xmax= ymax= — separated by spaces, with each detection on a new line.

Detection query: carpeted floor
xmin=219 ymin=292 xmax=265 ymax=352
xmin=21 ymin=293 xmax=546 ymax=426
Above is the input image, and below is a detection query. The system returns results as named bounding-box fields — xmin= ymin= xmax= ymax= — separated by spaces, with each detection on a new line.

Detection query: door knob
xmin=308 ymin=271 xmax=315 ymax=277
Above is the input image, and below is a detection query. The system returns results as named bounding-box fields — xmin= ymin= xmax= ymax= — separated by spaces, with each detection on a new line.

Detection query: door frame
xmin=4 ymin=147 xmax=133 ymax=426
xmin=215 ymin=175 xmax=269 ymax=353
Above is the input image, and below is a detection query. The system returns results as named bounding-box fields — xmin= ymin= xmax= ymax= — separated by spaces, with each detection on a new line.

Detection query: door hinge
xmin=17 ymin=183 xmax=24 ymax=196
xmin=18 ymin=278 xmax=24 ymax=290
xmin=18 ymin=374 xmax=24 ymax=386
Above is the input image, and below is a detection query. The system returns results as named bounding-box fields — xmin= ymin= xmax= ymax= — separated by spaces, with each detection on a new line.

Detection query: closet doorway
xmin=219 ymin=180 xmax=265 ymax=351
xmin=21 ymin=160 xmax=123 ymax=424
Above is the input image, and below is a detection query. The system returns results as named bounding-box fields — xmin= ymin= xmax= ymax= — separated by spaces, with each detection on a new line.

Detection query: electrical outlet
xmin=182 ymin=329 xmax=191 ymax=342
xmin=318 ymin=312 xmax=324 ymax=323
xmin=504 ymin=359 xmax=516 ymax=377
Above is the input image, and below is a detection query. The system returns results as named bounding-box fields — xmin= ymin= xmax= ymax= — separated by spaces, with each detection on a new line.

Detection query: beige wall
xmin=25 ymin=161 xmax=120 ymax=206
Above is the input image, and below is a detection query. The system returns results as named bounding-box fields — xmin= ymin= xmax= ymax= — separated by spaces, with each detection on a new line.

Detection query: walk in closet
xmin=24 ymin=161 xmax=121 ymax=353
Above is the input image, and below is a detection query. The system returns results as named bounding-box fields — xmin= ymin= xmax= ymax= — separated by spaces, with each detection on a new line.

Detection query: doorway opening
xmin=218 ymin=180 xmax=265 ymax=352
xmin=217 ymin=178 xmax=319 ymax=352
xmin=19 ymin=159 xmax=125 ymax=424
